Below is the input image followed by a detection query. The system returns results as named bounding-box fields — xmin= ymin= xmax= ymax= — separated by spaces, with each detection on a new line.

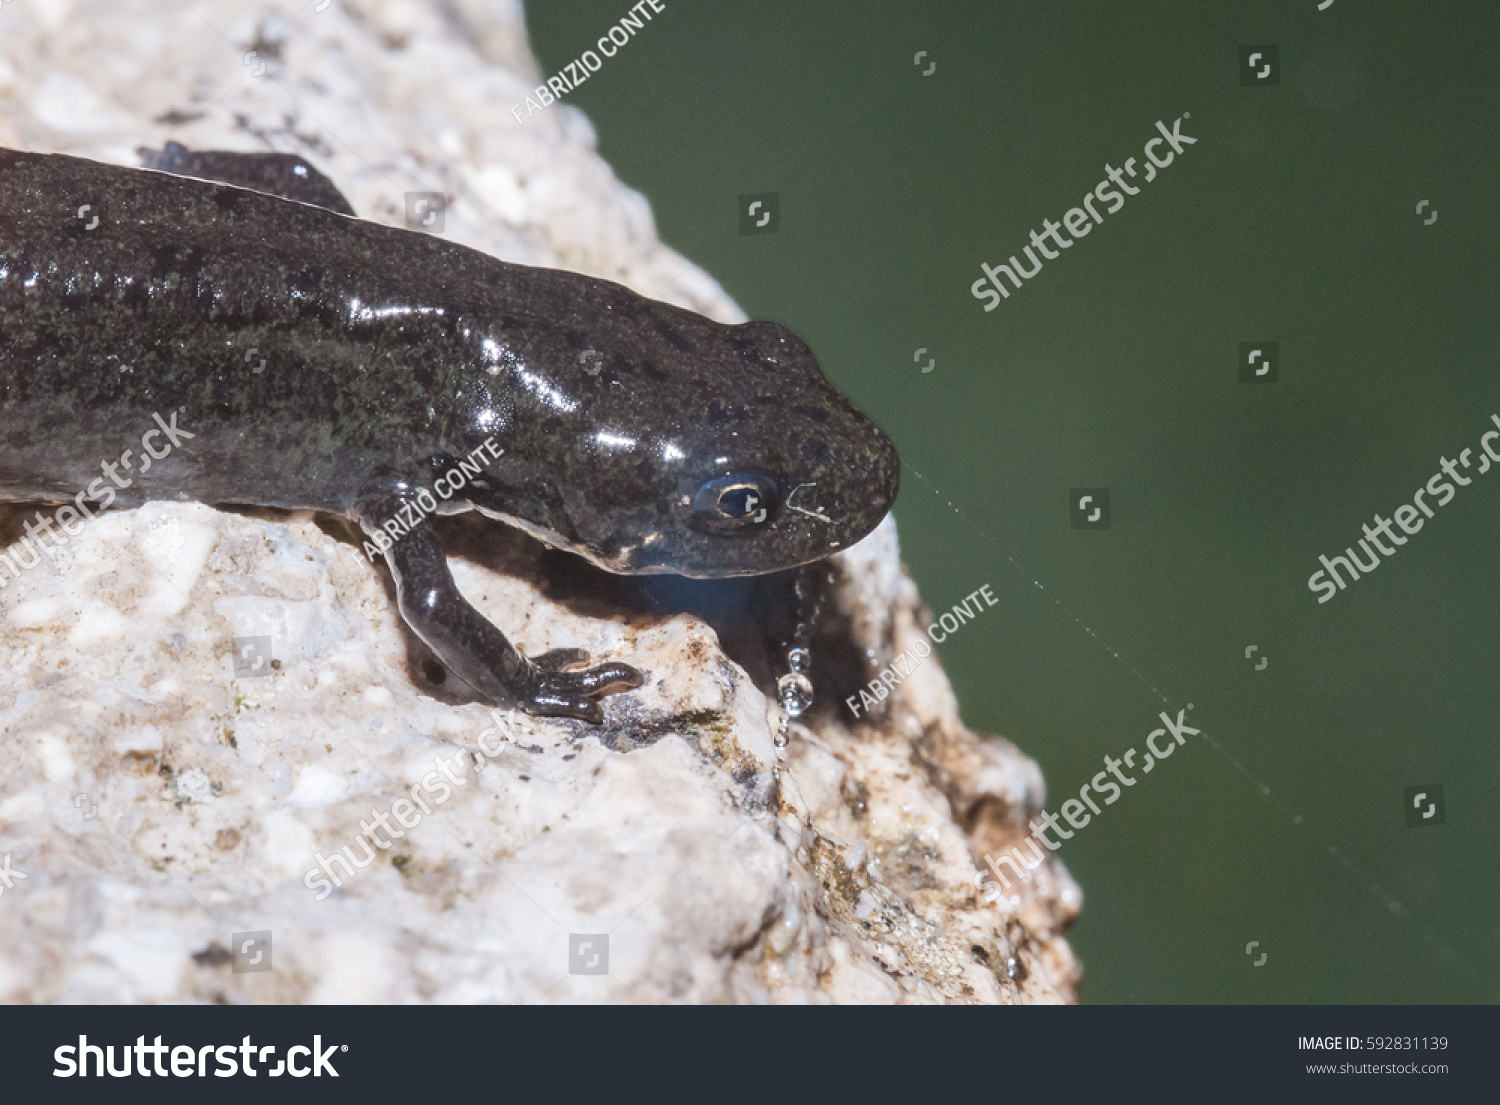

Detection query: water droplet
xmin=777 ymin=672 xmax=814 ymax=717
xmin=787 ymin=646 xmax=811 ymax=673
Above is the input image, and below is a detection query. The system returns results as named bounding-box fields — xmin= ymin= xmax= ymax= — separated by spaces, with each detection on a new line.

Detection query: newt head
xmin=458 ymin=283 xmax=900 ymax=579
xmin=638 ymin=317 xmax=900 ymax=578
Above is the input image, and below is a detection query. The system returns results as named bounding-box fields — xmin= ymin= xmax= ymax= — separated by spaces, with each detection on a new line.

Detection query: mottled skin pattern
xmin=0 ymin=147 xmax=899 ymax=721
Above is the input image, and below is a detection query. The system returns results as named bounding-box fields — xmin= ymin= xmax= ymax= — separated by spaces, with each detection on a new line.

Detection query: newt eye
xmin=689 ymin=474 xmax=779 ymax=534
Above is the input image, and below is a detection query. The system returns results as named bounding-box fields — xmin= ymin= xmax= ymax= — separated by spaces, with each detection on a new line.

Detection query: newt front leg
xmin=355 ymin=482 xmax=643 ymax=722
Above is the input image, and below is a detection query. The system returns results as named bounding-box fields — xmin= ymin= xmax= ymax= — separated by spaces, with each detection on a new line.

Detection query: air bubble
xmin=777 ymin=672 xmax=814 ymax=717
xmin=772 ymin=565 xmax=826 ymax=747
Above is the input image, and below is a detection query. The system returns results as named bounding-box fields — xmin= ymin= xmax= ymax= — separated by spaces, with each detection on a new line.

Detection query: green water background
xmin=527 ymin=0 xmax=1500 ymax=1003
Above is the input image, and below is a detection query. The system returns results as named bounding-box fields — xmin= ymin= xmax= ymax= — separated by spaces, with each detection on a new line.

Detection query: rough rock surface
xmin=0 ymin=0 xmax=1080 ymax=1003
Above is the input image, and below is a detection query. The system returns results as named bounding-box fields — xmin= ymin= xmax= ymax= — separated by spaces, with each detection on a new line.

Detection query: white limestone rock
xmin=0 ymin=0 xmax=1079 ymax=1003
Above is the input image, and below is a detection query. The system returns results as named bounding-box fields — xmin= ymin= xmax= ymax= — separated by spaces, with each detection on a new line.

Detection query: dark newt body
xmin=0 ymin=145 xmax=899 ymax=721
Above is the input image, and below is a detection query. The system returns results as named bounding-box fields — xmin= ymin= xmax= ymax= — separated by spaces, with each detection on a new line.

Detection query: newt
xmin=0 ymin=144 xmax=899 ymax=721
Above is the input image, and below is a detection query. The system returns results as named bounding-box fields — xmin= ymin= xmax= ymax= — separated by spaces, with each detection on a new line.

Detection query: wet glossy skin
xmin=0 ymin=147 xmax=899 ymax=720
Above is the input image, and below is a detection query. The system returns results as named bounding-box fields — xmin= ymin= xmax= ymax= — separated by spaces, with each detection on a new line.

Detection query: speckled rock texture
xmin=0 ymin=0 xmax=1080 ymax=1003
